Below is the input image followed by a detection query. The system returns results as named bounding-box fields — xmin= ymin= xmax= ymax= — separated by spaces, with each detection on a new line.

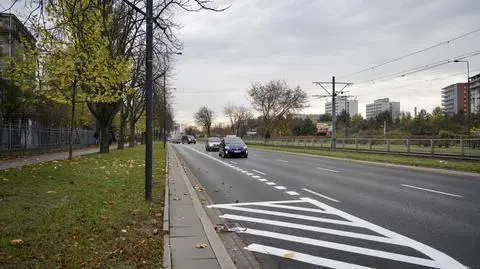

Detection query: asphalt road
xmin=173 ymin=143 xmax=480 ymax=269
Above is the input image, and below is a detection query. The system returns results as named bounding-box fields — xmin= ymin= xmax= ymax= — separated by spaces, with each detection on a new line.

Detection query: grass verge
xmin=250 ymin=144 xmax=480 ymax=173
xmin=0 ymin=143 xmax=165 ymax=268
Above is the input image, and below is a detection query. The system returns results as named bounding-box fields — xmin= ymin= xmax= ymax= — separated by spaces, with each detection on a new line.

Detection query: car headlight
xmin=243 ymin=146 xmax=248 ymax=150
xmin=225 ymin=146 xmax=230 ymax=149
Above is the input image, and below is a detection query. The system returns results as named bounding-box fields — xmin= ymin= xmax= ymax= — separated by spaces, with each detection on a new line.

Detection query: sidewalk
xmin=165 ymin=146 xmax=236 ymax=269
xmin=0 ymin=147 xmax=103 ymax=170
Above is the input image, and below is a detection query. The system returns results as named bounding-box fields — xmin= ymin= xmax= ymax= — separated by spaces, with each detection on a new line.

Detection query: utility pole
xmin=145 ymin=0 xmax=153 ymax=201
xmin=313 ymin=76 xmax=352 ymax=151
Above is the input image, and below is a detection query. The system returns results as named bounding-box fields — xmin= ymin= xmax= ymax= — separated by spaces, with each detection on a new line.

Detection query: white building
xmin=365 ymin=98 xmax=400 ymax=119
xmin=325 ymin=96 xmax=358 ymax=116
xmin=470 ymin=73 xmax=480 ymax=114
xmin=441 ymin=83 xmax=468 ymax=115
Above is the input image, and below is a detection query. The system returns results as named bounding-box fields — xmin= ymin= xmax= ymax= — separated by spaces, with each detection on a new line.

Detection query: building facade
xmin=325 ymin=96 xmax=358 ymax=116
xmin=470 ymin=73 xmax=480 ymax=114
xmin=0 ymin=13 xmax=35 ymax=68
xmin=441 ymin=83 xmax=468 ymax=115
xmin=365 ymin=98 xmax=400 ymax=119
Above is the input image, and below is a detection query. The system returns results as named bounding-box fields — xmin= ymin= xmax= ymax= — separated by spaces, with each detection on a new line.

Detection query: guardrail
xmin=244 ymin=137 xmax=480 ymax=159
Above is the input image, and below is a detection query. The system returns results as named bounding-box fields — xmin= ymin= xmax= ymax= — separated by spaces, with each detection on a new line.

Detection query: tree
xmin=223 ymin=102 xmax=236 ymax=132
xmin=319 ymin=113 xmax=332 ymax=122
xmin=194 ymin=106 xmax=214 ymax=137
xmin=248 ymin=80 xmax=308 ymax=139
xmin=300 ymin=118 xmax=317 ymax=135
xmin=224 ymin=104 xmax=253 ymax=136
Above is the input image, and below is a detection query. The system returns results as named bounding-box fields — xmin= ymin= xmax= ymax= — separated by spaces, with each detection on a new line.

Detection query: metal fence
xmin=244 ymin=137 xmax=480 ymax=158
xmin=0 ymin=123 xmax=96 ymax=149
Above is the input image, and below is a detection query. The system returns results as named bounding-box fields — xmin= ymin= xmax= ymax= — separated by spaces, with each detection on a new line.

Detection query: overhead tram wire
xmin=339 ymin=28 xmax=480 ymax=79
xmin=353 ymin=68 xmax=480 ymax=97
xmin=351 ymin=49 xmax=480 ymax=87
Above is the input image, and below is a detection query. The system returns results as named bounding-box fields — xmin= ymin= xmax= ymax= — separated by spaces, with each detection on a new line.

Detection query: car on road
xmin=182 ymin=135 xmax=196 ymax=144
xmin=205 ymin=137 xmax=221 ymax=151
xmin=219 ymin=136 xmax=248 ymax=158
xmin=171 ymin=135 xmax=182 ymax=144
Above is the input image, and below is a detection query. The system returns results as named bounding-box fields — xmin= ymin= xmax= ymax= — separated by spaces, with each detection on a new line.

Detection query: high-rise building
xmin=325 ymin=96 xmax=358 ymax=116
xmin=469 ymin=73 xmax=480 ymax=114
xmin=441 ymin=83 xmax=468 ymax=115
xmin=365 ymin=98 xmax=400 ymax=119
xmin=0 ymin=13 xmax=35 ymax=61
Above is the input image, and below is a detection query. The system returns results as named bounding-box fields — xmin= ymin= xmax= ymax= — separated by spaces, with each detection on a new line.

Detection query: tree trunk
xmin=99 ymin=122 xmax=109 ymax=153
xmin=69 ymin=88 xmax=76 ymax=160
xmin=118 ymin=104 xmax=126 ymax=149
xmin=129 ymin=119 xmax=136 ymax=147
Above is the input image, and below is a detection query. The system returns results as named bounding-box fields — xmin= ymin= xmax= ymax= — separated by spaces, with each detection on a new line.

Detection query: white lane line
xmin=286 ymin=191 xmax=299 ymax=196
xmin=274 ymin=186 xmax=287 ymax=190
xmin=208 ymin=199 xmax=305 ymax=207
xmin=229 ymin=161 xmax=238 ymax=165
xmin=241 ymin=170 xmax=248 ymax=173
xmin=316 ymin=167 xmax=340 ymax=173
xmin=221 ymin=214 xmax=397 ymax=244
xmin=252 ymin=169 xmax=267 ymax=175
xmin=276 ymin=159 xmax=289 ymax=163
xmin=266 ymin=182 xmax=276 ymax=186
xmin=246 ymin=172 xmax=254 ymax=176
xmin=258 ymin=178 xmax=267 ymax=182
xmin=245 ymin=244 xmax=373 ymax=269
xmin=211 ymin=206 xmax=359 ymax=227
xmin=252 ymin=175 xmax=261 ymax=179
xmin=243 ymin=229 xmax=438 ymax=268
xmin=401 ymin=184 xmax=463 ymax=198
xmin=302 ymin=188 xmax=340 ymax=203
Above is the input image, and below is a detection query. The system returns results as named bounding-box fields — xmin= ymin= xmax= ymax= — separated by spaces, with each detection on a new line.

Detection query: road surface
xmin=173 ymin=143 xmax=480 ymax=269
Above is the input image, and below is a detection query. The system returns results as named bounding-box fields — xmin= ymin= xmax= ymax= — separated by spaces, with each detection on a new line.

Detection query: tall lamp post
xmin=454 ymin=59 xmax=470 ymax=135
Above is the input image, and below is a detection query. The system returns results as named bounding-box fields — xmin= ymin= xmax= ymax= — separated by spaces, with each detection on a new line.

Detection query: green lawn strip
xmin=0 ymin=143 xmax=165 ymax=268
xmin=250 ymin=144 xmax=480 ymax=173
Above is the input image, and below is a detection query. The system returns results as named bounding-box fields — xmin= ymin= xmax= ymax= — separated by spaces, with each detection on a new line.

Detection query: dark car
xmin=205 ymin=137 xmax=221 ymax=151
xmin=219 ymin=136 xmax=248 ymax=158
xmin=171 ymin=135 xmax=182 ymax=144
xmin=182 ymin=135 xmax=196 ymax=144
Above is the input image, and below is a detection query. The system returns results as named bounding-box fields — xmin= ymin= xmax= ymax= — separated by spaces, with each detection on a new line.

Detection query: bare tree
xmin=223 ymin=104 xmax=253 ymax=136
xmin=248 ymin=80 xmax=308 ymax=139
xmin=223 ymin=102 xmax=235 ymax=132
xmin=234 ymin=106 xmax=253 ymax=137
xmin=194 ymin=106 xmax=214 ymax=137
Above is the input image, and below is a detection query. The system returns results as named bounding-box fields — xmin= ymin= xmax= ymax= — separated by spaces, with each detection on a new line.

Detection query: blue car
xmin=219 ymin=136 xmax=248 ymax=158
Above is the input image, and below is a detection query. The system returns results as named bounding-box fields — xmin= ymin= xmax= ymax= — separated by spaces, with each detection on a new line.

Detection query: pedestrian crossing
xmin=208 ymin=197 xmax=465 ymax=269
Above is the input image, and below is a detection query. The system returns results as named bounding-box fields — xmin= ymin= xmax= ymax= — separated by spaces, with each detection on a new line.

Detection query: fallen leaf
xmin=46 ymin=191 xmax=56 ymax=194
xmin=195 ymin=243 xmax=208 ymax=248
xmin=10 ymin=239 xmax=24 ymax=246
xmin=2 ymin=178 xmax=8 ymax=181
xmin=284 ymin=252 xmax=296 ymax=259
xmin=153 ymin=229 xmax=159 ymax=235
xmin=121 ymin=229 xmax=127 ymax=233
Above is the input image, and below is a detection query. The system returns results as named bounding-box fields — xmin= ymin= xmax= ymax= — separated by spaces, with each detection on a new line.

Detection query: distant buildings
xmin=470 ymin=73 xmax=480 ymax=114
xmin=441 ymin=83 xmax=468 ymax=115
xmin=324 ymin=96 xmax=358 ymax=116
xmin=365 ymin=98 xmax=400 ymax=119
xmin=291 ymin=114 xmax=320 ymax=121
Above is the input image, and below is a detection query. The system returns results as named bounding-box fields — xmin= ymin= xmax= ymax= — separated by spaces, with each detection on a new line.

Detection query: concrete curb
xmin=163 ymin=146 xmax=170 ymax=234
xmin=171 ymin=147 xmax=237 ymax=269
xmin=253 ymin=147 xmax=480 ymax=178
xmin=163 ymin=145 xmax=171 ymax=269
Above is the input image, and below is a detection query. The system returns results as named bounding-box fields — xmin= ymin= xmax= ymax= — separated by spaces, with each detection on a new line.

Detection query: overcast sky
xmin=2 ymin=0 xmax=480 ymax=127
xmin=173 ymin=0 xmax=480 ymax=126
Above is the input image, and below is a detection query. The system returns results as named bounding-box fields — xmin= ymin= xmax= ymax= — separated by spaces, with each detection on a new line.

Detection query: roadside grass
xmin=0 ymin=143 xmax=165 ymax=268
xmin=250 ymin=144 xmax=480 ymax=173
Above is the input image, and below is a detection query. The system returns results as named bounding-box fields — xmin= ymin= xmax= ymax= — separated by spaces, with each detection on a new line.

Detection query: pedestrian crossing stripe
xmin=208 ymin=197 xmax=465 ymax=269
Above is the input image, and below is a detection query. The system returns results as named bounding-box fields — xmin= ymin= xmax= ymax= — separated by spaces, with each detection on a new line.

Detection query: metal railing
xmin=244 ymin=137 xmax=480 ymax=159
xmin=0 ymin=124 xmax=96 ymax=149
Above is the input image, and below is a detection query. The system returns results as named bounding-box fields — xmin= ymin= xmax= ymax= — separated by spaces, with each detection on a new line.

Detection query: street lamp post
xmin=454 ymin=59 xmax=470 ymax=135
